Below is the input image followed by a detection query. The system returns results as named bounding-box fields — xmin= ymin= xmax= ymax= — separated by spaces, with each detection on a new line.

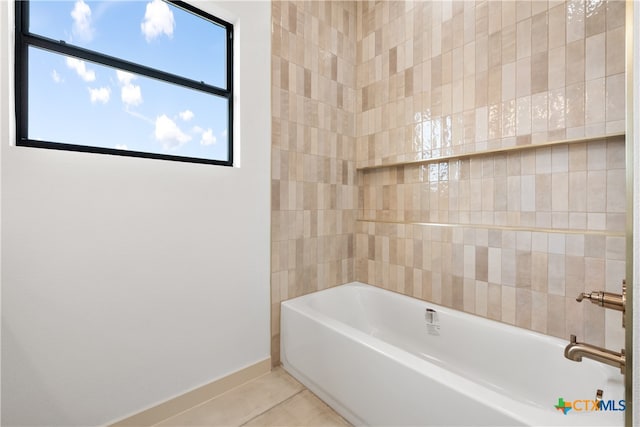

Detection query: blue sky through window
xmin=27 ymin=0 xmax=230 ymax=162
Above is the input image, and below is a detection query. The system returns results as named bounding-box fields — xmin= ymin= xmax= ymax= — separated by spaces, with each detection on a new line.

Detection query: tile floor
xmin=155 ymin=367 xmax=351 ymax=426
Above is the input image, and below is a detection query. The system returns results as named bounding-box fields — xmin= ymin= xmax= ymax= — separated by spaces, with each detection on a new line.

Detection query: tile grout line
xmin=238 ymin=388 xmax=307 ymax=427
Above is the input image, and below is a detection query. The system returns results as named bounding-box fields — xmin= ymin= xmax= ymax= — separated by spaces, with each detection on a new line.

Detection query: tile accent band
xmin=357 ymin=133 xmax=626 ymax=171
xmin=356 ymin=219 xmax=626 ymax=237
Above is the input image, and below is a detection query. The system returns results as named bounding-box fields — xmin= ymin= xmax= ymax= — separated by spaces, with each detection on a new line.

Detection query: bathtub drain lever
xmin=425 ymin=308 xmax=440 ymax=335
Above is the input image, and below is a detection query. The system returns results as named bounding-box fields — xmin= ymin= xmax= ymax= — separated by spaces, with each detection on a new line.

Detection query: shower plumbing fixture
xmin=564 ymin=335 xmax=625 ymax=374
xmin=576 ymin=280 xmax=626 ymax=327
xmin=576 ymin=281 xmax=626 ymax=312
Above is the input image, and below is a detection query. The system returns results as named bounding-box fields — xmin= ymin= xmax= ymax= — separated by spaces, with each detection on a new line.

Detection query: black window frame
xmin=15 ymin=0 xmax=234 ymax=166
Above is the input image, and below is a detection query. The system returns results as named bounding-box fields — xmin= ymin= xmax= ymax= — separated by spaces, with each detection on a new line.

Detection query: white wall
xmin=0 ymin=1 xmax=271 ymax=425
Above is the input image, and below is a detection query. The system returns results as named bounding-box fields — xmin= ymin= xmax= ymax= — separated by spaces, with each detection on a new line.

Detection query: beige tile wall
xmin=355 ymin=218 xmax=626 ymax=346
xmin=271 ymin=1 xmax=358 ymax=364
xmin=272 ymin=0 xmax=627 ymax=363
xmin=355 ymin=0 xmax=626 ymax=168
xmin=355 ymin=220 xmax=625 ymax=347
xmin=355 ymin=0 xmax=626 ymax=349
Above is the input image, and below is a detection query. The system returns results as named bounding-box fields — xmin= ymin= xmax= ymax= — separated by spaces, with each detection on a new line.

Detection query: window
xmin=15 ymin=0 xmax=233 ymax=166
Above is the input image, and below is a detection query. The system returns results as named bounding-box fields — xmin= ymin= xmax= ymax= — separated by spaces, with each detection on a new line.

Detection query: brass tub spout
xmin=564 ymin=335 xmax=625 ymax=374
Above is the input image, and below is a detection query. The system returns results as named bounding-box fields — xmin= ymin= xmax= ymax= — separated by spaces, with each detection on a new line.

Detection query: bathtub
xmin=280 ymin=282 xmax=625 ymax=426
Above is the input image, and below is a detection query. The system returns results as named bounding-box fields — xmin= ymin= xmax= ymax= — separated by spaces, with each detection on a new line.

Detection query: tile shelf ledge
xmin=356 ymin=218 xmax=625 ymax=237
xmin=356 ymin=132 xmax=626 ymax=171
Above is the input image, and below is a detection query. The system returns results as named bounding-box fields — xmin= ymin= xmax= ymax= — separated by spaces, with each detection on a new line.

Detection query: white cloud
xmin=116 ymin=70 xmax=135 ymax=85
xmin=51 ymin=69 xmax=63 ymax=83
xmin=141 ymin=0 xmax=175 ymax=42
xmin=71 ymin=0 xmax=94 ymax=42
xmin=88 ymin=86 xmax=110 ymax=104
xmin=179 ymin=110 xmax=194 ymax=121
xmin=115 ymin=144 xmax=128 ymax=150
xmin=116 ymin=70 xmax=143 ymax=107
xmin=121 ymin=83 xmax=142 ymax=106
xmin=192 ymin=126 xmax=204 ymax=134
xmin=66 ymin=57 xmax=96 ymax=82
xmin=200 ymin=129 xmax=216 ymax=146
xmin=155 ymin=114 xmax=191 ymax=150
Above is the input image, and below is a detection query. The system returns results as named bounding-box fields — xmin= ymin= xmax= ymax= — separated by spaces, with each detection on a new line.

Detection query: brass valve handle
xmin=576 ymin=289 xmax=625 ymax=312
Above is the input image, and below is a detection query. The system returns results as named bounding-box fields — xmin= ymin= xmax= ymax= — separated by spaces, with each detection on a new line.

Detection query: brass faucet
xmin=575 ymin=281 xmax=626 ymax=326
xmin=564 ymin=335 xmax=625 ymax=374
xmin=576 ymin=290 xmax=625 ymax=311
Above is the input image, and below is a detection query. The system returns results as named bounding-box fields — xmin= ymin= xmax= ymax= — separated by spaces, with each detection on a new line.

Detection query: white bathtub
xmin=280 ymin=282 xmax=625 ymax=426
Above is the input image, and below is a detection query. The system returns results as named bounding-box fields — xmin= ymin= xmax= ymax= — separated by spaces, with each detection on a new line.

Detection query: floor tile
xmin=156 ymin=368 xmax=304 ymax=426
xmin=242 ymin=390 xmax=351 ymax=427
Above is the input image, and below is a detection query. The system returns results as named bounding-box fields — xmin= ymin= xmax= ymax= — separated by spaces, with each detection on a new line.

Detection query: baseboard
xmin=110 ymin=358 xmax=271 ymax=426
